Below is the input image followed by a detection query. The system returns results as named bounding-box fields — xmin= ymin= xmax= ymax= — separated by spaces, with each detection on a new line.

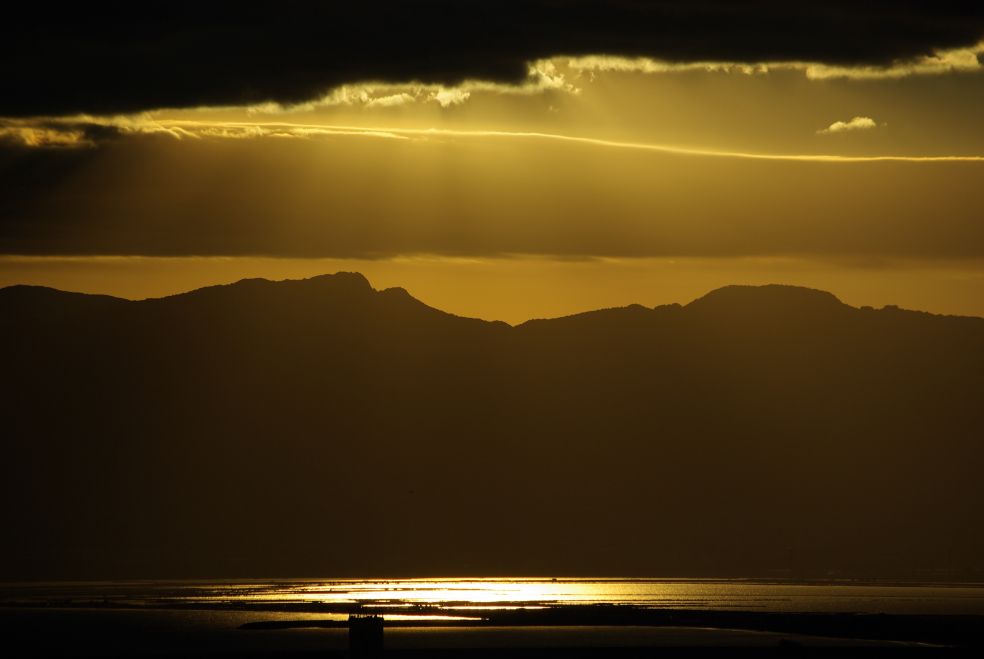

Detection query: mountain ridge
xmin=3 ymin=271 xmax=980 ymax=325
xmin=2 ymin=271 xmax=982 ymax=580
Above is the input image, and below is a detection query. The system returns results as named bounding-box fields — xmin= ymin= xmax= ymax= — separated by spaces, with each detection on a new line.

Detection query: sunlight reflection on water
xmin=4 ymin=578 xmax=984 ymax=615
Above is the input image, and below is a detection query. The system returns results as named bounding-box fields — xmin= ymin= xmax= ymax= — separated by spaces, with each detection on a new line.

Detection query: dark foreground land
xmin=2 ymin=604 xmax=982 ymax=657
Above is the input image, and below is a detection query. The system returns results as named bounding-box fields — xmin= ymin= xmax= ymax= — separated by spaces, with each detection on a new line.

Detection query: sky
xmin=2 ymin=2 xmax=984 ymax=323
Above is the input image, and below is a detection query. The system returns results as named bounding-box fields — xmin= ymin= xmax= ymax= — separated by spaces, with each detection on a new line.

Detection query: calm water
xmin=4 ymin=578 xmax=984 ymax=616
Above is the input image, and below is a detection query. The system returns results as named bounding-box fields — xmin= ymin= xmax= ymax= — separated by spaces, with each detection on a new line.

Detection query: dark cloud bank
xmin=2 ymin=1 xmax=983 ymax=116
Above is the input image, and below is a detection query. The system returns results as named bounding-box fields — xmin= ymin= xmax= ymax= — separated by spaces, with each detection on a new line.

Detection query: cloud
xmin=243 ymin=62 xmax=575 ymax=114
xmin=1 ymin=2 xmax=982 ymax=116
xmin=803 ymin=43 xmax=984 ymax=79
xmin=0 ymin=117 xmax=417 ymax=148
xmin=818 ymin=116 xmax=879 ymax=134
xmin=566 ymin=42 xmax=984 ymax=80
xmin=433 ymin=89 xmax=471 ymax=107
xmin=0 ymin=120 xmax=128 ymax=149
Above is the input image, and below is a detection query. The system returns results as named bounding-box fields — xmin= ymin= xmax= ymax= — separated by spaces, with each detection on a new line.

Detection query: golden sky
xmin=3 ymin=45 xmax=984 ymax=321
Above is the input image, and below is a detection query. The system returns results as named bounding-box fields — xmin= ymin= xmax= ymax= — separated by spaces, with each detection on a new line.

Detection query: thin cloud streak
xmin=6 ymin=116 xmax=984 ymax=161
xmin=157 ymin=120 xmax=984 ymax=162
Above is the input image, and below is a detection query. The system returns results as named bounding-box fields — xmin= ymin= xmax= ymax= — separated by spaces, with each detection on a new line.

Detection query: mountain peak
xmin=167 ymin=271 xmax=375 ymax=301
xmin=686 ymin=284 xmax=846 ymax=312
xmin=303 ymin=271 xmax=373 ymax=291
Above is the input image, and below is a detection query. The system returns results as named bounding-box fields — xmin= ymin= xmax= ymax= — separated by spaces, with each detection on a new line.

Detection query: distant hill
xmin=2 ymin=273 xmax=982 ymax=580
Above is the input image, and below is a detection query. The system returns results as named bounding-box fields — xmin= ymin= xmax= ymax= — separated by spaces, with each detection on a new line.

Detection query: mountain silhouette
xmin=2 ymin=273 xmax=982 ymax=580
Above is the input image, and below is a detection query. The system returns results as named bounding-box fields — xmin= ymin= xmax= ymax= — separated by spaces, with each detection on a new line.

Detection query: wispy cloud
xmin=0 ymin=117 xmax=412 ymax=148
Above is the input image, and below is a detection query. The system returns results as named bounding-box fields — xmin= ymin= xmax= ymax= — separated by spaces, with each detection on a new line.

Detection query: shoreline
xmin=4 ymin=603 xmax=983 ymax=649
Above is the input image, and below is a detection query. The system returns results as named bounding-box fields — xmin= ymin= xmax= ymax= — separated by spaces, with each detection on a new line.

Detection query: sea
xmin=2 ymin=578 xmax=983 ymax=655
